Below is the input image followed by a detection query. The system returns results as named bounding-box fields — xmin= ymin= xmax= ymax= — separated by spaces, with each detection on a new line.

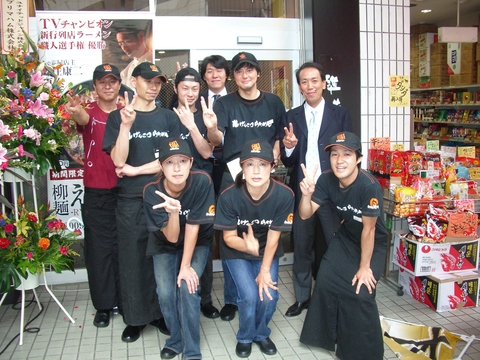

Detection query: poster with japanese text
xmin=1 ymin=0 xmax=29 ymax=53
xmin=389 ymin=75 xmax=409 ymax=107
xmin=47 ymin=160 xmax=84 ymax=237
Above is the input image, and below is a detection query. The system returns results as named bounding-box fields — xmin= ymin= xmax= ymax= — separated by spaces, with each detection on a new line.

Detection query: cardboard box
xmin=450 ymin=73 xmax=477 ymax=86
xmin=419 ymin=47 xmax=431 ymax=62
xmin=419 ymin=33 xmax=437 ymax=49
xmin=430 ymin=76 xmax=450 ymax=88
xmin=430 ymin=42 xmax=448 ymax=55
xmin=431 ymin=53 xmax=447 ymax=66
xmin=430 ymin=64 xmax=448 ymax=77
xmin=411 ymin=24 xmax=438 ymax=36
xmin=392 ymin=232 xmax=479 ymax=276
xmin=398 ymin=268 xmax=479 ymax=312
xmin=447 ymin=43 xmax=462 ymax=74
xmin=419 ymin=61 xmax=430 ymax=76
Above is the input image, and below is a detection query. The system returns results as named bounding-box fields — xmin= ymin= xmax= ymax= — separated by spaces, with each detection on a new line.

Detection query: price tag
xmin=392 ymin=143 xmax=404 ymax=151
xmin=468 ymin=167 xmax=480 ymax=180
xmin=370 ymin=137 xmax=390 ymax=151
xmin=426 ymin=140 xmax=439 ymax=151
xmin=458 ymin=146 xmax=476 ymax=158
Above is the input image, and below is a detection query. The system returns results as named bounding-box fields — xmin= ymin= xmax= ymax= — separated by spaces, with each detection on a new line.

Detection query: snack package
xmin=425 ymin=212 xmax=448 ymax=243
xmin=423 ymin=152 xmax=442 ymax=180
xmin=407 ymin=215 xmax=426 ymax=238
xmin=393 ymin=186 xmax=417 ymax=217
xmin=412 ymin=177 xmax=434 ymax=200
xmin=402 ymin=151 xmax=423 ymax=186
xmin=443 ymin=164 xmax=457 ymax=195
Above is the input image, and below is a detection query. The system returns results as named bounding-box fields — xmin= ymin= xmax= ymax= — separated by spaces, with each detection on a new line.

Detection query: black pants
xmin=116 ymin=191 xmax=162 ymax=326
xmin=82 ymin=188 xmax=120 ymax=311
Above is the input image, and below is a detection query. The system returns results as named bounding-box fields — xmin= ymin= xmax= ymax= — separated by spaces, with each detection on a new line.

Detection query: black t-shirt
xmin=143 ymin=170 xmax=215 ymax=254
xmin=179 ymin=110 xmax=212 ymax=174
xmin=215 ymin=179 xmax=294 ymax=260
xmin=313 ymin=169 xmax=388 ymax=273
xmin=102 ymin=105 xmax=180 ymax=189
xmin=214 ymin=91 xmax=285 ymax=163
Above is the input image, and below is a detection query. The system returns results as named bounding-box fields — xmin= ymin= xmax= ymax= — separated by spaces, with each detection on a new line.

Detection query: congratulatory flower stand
xmin=0 ymin=168 xmax=76 ymax=346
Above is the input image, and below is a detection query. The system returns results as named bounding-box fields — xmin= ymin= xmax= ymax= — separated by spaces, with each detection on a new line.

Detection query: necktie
xmin=212 ymin=94 xmax=220 ymax=106
xmin=306 ymin=110 xmax=320 ymax=182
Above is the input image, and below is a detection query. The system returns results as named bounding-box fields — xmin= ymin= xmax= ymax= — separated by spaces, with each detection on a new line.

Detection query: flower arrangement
xmin=0 ymin=32 xmax=77 ymax=178
xmin=0 ymin=196 xmax=81 ymax=294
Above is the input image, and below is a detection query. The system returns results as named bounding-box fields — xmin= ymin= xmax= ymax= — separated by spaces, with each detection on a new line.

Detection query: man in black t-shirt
xmin=206 ymin=51 xmax=286 ymax=322
xmin=102 ymin=62 xmax=179 ymax=343
xmin=297 ymin=132 xmax=387 ymax=360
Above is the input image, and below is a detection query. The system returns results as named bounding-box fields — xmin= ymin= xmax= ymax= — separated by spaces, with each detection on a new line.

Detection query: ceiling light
xmin=421 ymin=9 xmax=431 ymax=13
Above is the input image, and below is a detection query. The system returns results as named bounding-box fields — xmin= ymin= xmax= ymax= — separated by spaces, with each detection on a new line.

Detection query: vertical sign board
xmin=1 ymin=0 xmax=29 ymax=53
xmin=47 ymin=160 xmax=84 ymax=236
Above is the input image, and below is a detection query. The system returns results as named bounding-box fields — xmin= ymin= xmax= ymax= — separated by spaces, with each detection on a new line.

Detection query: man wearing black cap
xmin=172 ymin=67 xmax=222 ymax=320
xmin=103 ymin=61 xmax=180 ymax=343
xmin=207 ymin=51 xmax=286 ymax=322
xmin=298 ymin=132 xmax=387 ymax=360
xmin=143 ymin=138 xmax=215 ymax=360
xmin=65 ymin=64 xmax=122 ymax=328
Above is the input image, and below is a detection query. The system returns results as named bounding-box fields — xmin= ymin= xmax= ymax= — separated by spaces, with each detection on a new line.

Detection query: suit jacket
xmin=280 ymin=101 xmax=353 ymax=208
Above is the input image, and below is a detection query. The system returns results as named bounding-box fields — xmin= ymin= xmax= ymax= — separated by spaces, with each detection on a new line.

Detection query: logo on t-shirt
xmin=367 ymin=198 xmax=379 ymax=210
xmin=206 ymin=204 xmax=215 ymax=217
xmin=285 ymin=213 xmax=294 ymax=225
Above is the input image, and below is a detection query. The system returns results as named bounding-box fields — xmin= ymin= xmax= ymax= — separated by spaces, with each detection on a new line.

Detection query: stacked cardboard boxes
xmin=449 ymin=43 xmax=477 ymax=86
xmin=430 ymin=43 xmax=449 ymax=87
xmin=411 ymin=24 xmax=438 ymax=89
xmin=419 ymin=32 xmax=438 ymax=88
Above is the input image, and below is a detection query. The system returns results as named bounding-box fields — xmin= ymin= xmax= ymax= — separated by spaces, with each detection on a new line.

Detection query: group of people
xmin=65 ymin=50 xmax=388 ymax=360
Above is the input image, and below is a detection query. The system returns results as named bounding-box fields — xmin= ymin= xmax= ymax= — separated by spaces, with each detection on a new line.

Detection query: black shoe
xmin=201 ymin=302 xmax=220 ymax=319
xmin=253 ymin=337 xmax=277 ymax=355
xmin=150 ymin=317 xmax=170 ymax=336
xmin=160 ymin=347 xmax=179 ymax=359
xmin=220 ymin=304 xmax=238 ymax=321
xmin=121 ymin=325 xmax=146 ymax=343
xmin=235 ymin=342 xmax=252 ymax=358
xmin=285 ymin=299 xmax=310 ymax=317
xmin=93 ymin=310 xmax=110 ymax=328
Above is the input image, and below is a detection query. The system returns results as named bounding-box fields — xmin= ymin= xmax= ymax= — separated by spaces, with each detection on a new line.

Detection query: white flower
xmin=48 ymin=139 xmax=57 ymax=150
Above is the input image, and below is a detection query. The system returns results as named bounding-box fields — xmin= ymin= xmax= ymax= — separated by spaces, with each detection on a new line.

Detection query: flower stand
xmin=0 ymin=267 xmax=76 ymax=345
xmin=0 ymin=171 xmax=76 ymax=345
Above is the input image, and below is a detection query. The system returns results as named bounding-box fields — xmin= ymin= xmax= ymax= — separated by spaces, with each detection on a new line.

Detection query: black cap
xmin=324 ymin=132 xmax=362 ymax=154
xmin=131 ymin=62 xmax=167 ymax=83
xmin=240 ymin=139 xmax=274 ymax=164
xmin=231 ymin=52 xmax=259 ymax=71
xmin=175 ymin=67 xmax=201 ymax=86
xmin=93 ymin=64 xmax=121 ymax=81
xmin=158 ymin=138 xmax=192 ymax=164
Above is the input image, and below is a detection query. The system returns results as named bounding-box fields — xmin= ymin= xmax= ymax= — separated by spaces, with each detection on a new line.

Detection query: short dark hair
xmin=295 ymin=62 xmax=325 ymax=85
xmin=200 ymin=55 xmax=230 ymax=80
xmin=116 ymin=28 xmax=144 ymax=38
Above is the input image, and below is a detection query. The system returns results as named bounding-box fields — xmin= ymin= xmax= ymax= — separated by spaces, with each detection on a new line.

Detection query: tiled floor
xmin=1 ymin=266 xmax=480 ymax=360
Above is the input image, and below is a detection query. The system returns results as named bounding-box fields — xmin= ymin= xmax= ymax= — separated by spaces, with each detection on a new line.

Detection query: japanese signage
xmin=458 ymin=146 xmax=476 ymax=158
xmin=1 ymin=0 xmax=29 ymax=54
xmin=47 ymin=160 xmax=84 ymax=236
xmin=370 ymin=137 xmax=390 ymax=151
xmin=36 ymin=17 xmax=104 ymax=84
xmin=392 ymin=143 xmax=404 ymax=151
xmin=389 ymin=75 xmax=410 ymax=107
xmin=426 ymin=140 xmax=440 ymax=151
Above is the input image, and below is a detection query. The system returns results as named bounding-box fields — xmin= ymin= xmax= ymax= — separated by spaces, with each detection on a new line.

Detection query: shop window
xmin=156 ymin=0 xmax=299 ymax=18
xmin=34 ymin=0 xmax=149 ymax=11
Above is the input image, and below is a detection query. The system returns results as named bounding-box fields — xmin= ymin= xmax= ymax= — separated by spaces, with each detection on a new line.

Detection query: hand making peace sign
xmin=65 ymin=94 xmax=84 ymax=117
xmin=173 ymin=97 xmax=195 ymax=131
xmin=152 ymin=190 xmax=181 ymax=214
xmin=283 ymin=122 xmax=298 ymax=149
xmin=119 ymin=91 xmax=138 ymax=126
xmin=200 ymin=96 xmax=218 ymax=131
xmin=299 ymin=163 xmax=318 ymax=197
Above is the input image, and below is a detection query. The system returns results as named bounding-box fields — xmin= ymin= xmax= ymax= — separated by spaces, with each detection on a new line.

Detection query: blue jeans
xmin=224 ymin=258 xmax=279 ymax=343
xmin=222 ymin=260 xmax=237 ymax=305
xmin=153 ymin=246 xmax=209 ymax=359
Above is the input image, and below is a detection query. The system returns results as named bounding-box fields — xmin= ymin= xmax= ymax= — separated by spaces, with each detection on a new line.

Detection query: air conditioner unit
xmin=438 ymin=27 xmax=478 ymax=43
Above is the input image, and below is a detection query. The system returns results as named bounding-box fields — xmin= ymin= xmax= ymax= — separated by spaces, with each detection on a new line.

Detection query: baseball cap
xmin=93 ymin=64 xmax=121 ymax=81
xmin=131 ymin=62 xmax=167 ymax=83
xmin=175 ymin=67 xmax=201 ymax=86
xmin=158 ymin=138 xmax=192 ymax=164
xmin=231 ymin=52 xmax=259 ymax=71
xmin=324 ymin=132 xmax=362 ymax=154
xmin=240 ymin=139 xmax=274 ymax=164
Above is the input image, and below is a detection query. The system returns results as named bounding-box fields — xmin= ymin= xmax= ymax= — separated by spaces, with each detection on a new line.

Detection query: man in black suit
xmin=280 ymin=62 xmax=353 ymax=317
xmin=196 ymin=55 xmax=230 ymax=319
